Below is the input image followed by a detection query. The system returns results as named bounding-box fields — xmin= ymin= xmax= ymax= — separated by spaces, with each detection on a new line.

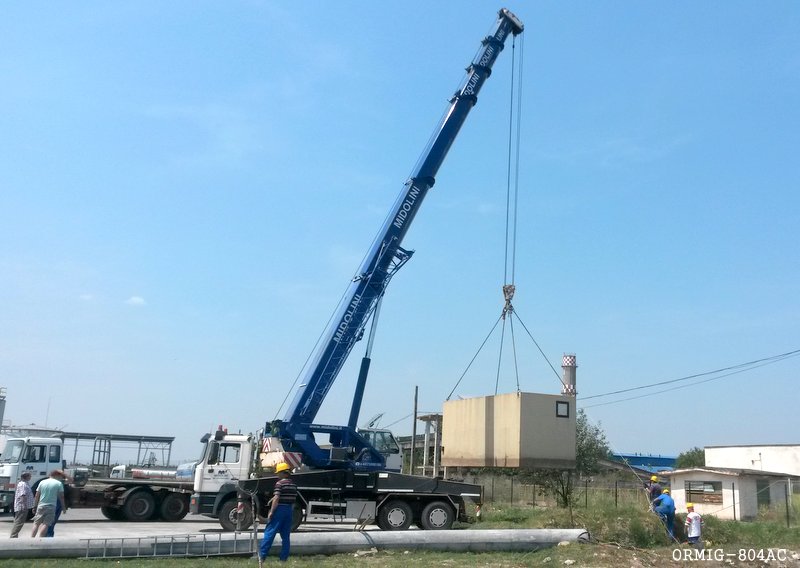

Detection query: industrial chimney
xmin=561 ymin=354 xmax=577 ymax=396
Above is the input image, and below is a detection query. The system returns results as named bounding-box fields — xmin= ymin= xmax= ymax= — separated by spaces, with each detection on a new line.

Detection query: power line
xmin=580 ymin=350 xmax=800 ymax=409
xmin=581 ymin=348 xmax=800 ymax=401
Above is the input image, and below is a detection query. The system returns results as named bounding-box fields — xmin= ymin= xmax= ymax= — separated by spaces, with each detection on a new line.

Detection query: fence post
xmin=532 ymin=482 xmax=536 ymax=508
xmin=786 ymin=481 xmax=791 ymax=528
xmin=585 ymin=480 xmax=589 ymax=508
xmin=510 ymin=477 xmax=514 ymax=506
xmin=615 ymin=480 xmax=618 ymax=508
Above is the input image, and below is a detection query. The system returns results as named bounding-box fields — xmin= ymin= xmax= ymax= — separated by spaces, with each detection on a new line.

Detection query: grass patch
xmin=476 ymin=503 xmax=800 ymax=549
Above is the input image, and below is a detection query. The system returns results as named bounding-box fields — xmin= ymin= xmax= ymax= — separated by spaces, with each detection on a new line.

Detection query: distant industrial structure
xmin=610 ymin=453 xmax=677 ymax=475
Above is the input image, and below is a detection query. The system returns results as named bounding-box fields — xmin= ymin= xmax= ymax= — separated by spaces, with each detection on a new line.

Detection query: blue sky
xmin=1 ymin=1 xmax=798 ymax=464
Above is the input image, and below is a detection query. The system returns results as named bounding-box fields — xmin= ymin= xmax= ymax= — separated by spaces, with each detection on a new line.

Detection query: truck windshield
xmin=1 ymin=440 xmax=24 ymax=463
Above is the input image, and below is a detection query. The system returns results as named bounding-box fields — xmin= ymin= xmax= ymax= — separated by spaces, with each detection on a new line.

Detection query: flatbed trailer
xmin=68 ymin=478 xmax=193 ymax=522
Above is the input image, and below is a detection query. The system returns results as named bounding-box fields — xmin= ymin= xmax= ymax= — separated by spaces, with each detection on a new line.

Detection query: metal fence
xmin=459 ymin=473 xmax=651 ymax=509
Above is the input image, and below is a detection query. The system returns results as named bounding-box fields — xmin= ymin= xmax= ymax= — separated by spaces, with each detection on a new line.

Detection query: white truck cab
xmin=190 ymin=430 xmax=255 ymax=527
xmin=0 ymin=437 xmax=64 ymax=512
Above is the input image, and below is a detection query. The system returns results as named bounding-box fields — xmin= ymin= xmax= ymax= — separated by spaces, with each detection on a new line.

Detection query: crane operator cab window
xmin=361 ymin=430 xmax=400 ymax=455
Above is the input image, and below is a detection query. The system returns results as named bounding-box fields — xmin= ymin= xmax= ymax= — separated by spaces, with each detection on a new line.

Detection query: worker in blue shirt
xmin=653 ymin=488 xmax=676 ymax=539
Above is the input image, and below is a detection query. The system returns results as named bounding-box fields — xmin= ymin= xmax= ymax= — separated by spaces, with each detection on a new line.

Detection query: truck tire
xmin=419 ymin=500 xmax=455 ymax=530
xmin=101 ymin=506 xmax=126 ymax=521
xmin=291 ymin=505 xmax=304 ymax=532
xmin=123 ymin=490 xmax=156 ymax=521
xmin=159 ymin=493 xmax=189 ymax=522
xmin=377 ymin=499 xmax=413 ymax=531
xmin=218 ymin=499 xmax=253 ymax=531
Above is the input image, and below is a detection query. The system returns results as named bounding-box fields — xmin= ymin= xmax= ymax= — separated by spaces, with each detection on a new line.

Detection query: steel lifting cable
xmin=446 ymin=315 xmax=504 ymax=401
xmin=446 ymin=33 xmax=530 ymax=400
xmin=503 ymin=34 xmax=518 ymax=286
xmin=501 ymin=31 xmax=569 ymax=394
xmin=496 ymin=33 xmax=522 ymax=394
xmin=498 ymin=33 xmax=561 ymax=395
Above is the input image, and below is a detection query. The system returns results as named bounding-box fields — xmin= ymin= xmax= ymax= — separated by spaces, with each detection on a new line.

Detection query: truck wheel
xmin=160 ymin=493 xmax=189 ymax=522
xmin=419 ymin=500 xmax=455 ymax=530
xmin=291 ymin=505 xmax=304 ymax=532
xmin=218 ymin=499 xmax=253 ymax=531
xmin=123 ymin=490 xmax=156 ymax=521
xmin=377 ymin=500 xmax=413 ymax=531
xmin=100 ymin=506 xmax=126 ymax=521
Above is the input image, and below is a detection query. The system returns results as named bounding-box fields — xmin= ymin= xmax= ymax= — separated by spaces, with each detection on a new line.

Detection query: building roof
xmin=705 ymin=444 xmax=800 ymax=449
xmin=597 ymin=458 xmax=656 ymax=477
xmin=666 ymin=466 xmax=800 ymax=479
xmin=609 ymin=453 xmax=676 ymax=474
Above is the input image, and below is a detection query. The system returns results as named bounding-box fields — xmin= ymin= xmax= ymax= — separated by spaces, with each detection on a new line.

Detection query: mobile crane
xmin=191 ymin=8 xmax=524 ymax=531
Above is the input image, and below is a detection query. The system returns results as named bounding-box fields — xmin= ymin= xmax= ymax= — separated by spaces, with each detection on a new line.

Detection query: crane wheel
xmin=419 ymin=500 xmax=455 ymax=530
xmin=377 ymin=500 xmax=413 ymax=530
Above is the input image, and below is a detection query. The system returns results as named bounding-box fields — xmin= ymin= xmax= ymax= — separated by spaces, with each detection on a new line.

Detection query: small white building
xmin=665 ymin=467 xmax=797 ymax=521
xmin=705 ymin=444 xmax=800 ymax=477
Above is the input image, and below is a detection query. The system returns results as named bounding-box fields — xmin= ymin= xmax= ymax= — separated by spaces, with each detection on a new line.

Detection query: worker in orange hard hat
xmin=259 ymin=463 xmax=297 ymax=566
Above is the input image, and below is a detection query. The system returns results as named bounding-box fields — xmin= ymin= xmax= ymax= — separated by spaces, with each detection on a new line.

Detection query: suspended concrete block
xmin=442 ymin=392 xmax=576 ymax=469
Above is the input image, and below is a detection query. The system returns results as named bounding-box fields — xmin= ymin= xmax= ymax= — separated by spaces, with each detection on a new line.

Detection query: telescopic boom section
xmin=276 ymin=9 xmax=523 ymax=470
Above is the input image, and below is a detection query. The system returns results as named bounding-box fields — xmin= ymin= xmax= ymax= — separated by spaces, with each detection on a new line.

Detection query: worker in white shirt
xmin=685 ymin=502 xmax=704 ymax=549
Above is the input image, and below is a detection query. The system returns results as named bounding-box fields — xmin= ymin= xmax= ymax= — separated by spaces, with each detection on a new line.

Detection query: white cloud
xmin=79 ymin=294 xmax=93 ymax=301
xmin=125 ymin=296 xmax=146 ymax=306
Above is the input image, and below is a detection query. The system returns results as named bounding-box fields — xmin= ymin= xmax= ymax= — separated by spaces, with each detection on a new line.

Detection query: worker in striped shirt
xmin=259 ymin=462 xmax=298 ymax=565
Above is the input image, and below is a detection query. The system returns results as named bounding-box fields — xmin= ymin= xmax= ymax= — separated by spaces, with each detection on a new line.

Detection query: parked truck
xmin=0 ymin=435 xmax=194 ymax=522
xmin=190 ymin=8 xmax=525 ymax=532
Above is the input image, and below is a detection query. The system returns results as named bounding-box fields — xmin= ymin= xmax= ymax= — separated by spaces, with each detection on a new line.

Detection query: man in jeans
xmin=259 ymin=463 xmax=297 ymax=566
xmin=30 ymin=470 xmax=67 ymax=537
xmin=9 ymin=472 xmax=34 ymax=538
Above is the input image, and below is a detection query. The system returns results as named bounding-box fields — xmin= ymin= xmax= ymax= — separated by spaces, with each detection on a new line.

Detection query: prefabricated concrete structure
xmin=665 ymin=467 xmax=798 ymax=521
xmin=441 ymin=392 xmax=576 ymax=469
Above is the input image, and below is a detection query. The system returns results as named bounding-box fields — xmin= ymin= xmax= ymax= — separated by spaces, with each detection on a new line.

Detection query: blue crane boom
xmin=273 ymin=8 xmax=524 ymax=470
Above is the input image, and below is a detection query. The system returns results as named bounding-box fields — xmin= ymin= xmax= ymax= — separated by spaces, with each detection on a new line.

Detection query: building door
xmin=756 ymin=479 xmax=770 ymax=509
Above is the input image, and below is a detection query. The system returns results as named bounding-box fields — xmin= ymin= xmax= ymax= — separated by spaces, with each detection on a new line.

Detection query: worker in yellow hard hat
xmin=653 ymin=488 xmax=676 ymax=539
xmin=685 ymin=502 xmax=704 ymax=550
xmin=259 ymin=463 xmax=297 ymax=566
xmin=646 ymin=475 xmax=662 ymax=504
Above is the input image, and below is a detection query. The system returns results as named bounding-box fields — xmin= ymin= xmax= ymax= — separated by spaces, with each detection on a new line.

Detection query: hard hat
xmin=662 ymin=488 xmax=669 ymax=494
xmin=687 ymin=502 xmax=694 ymax=508
xmin=275 ymin=462 xmax=291 ymax=473
xmin=650 ymin=475 xmax=658 ymax=481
